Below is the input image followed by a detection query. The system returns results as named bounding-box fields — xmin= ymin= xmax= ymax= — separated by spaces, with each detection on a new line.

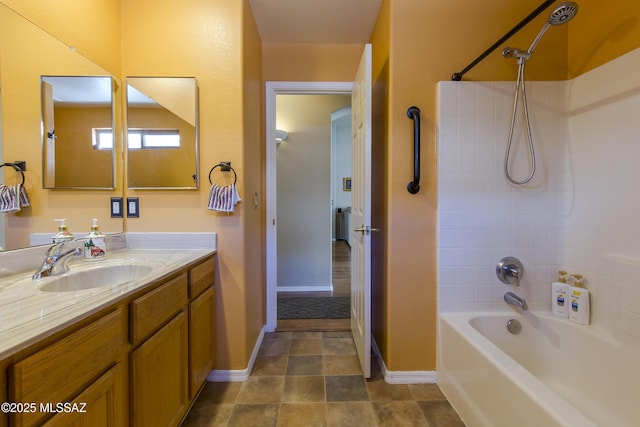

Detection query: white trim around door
xmin=265 ymin=81 xmax=353 ymax=332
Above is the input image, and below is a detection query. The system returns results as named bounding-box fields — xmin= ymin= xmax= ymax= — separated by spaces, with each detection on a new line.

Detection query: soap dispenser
xmin=84 ymin=218 xmax=106 ymax=261
xmin=52 ymin=219 xmax=74 ymax=243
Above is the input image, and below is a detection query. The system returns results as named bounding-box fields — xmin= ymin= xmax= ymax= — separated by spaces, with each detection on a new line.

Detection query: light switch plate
xmin=127 ymin=197 xmax=139 ymax=218
xmin=111 ymin=197 xmax=123 ymax=218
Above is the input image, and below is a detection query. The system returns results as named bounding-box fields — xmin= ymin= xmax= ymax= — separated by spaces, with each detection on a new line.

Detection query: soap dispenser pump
xmin=84 ymin=218 xmax=106 ymax=261
xmin=52 ymin=219 xmax=74 ymax=243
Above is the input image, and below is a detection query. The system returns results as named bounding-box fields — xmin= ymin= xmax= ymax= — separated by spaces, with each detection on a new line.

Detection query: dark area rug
xmin=277 ymin=296 xmax=350 ymax=319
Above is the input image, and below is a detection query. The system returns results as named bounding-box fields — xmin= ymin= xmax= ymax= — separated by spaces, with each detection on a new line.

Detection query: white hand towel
xmin=208 ymin=183 xmax=241 ymax=213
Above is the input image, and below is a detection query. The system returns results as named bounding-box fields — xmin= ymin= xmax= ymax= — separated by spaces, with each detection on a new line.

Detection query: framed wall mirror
xmin=41 ymin=76 xmax=115 ymax=189
xmin=126 ymin=77 xmax=199 ymax=189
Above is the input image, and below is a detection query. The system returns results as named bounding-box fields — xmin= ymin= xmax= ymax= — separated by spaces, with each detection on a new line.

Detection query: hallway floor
xmin=181 ymin=331 xmax=466 ymax=426
xmin=277 ymin=240 xmax=352 ymax=331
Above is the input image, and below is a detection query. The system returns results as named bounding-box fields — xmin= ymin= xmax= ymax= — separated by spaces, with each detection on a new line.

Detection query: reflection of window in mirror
xmin=128 ymin=129 xmax=180 ymax=149
xmin=93 ymin=128 xmax=114 ymax=150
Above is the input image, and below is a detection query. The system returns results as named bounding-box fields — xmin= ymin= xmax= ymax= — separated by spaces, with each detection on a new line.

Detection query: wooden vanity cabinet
xmin=130 ymin=255 xmax=216 ymax=426
xmin=1 ymin=254 xmax=216 ymax=427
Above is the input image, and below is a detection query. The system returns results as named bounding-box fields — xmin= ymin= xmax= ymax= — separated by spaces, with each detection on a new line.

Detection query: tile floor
xmin=181 ymin=331 xmax=466 ymax=426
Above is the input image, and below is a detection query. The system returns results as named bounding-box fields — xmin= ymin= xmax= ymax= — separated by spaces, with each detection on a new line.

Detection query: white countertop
xmin=0 ymin=246 xmax=214 ymax=360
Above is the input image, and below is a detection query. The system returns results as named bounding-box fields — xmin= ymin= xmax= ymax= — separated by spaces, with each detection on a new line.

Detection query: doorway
xmin=265 ymin=82 xmax=353 ymax=333
xmin=273 ymin=94 xmax=352 ymax=330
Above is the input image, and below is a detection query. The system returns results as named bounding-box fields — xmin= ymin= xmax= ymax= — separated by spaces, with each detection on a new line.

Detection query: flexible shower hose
xmin=504 ymin=61 xmax=536 ymax=185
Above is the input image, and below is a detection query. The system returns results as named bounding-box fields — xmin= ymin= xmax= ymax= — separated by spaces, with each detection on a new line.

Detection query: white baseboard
xmin=207 ymin=325 xmax=265 ymax=382
xmin=205 ymin=327 xmax=436 ymax=384
xmin=371 ymin=336 xmax=437 ymax=384
xmin=277 ymin=284 xmax=333 ymax=293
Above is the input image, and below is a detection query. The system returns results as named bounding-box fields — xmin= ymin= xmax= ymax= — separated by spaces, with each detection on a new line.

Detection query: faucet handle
xmin=496 ymin=257 xmax=524 ymax=287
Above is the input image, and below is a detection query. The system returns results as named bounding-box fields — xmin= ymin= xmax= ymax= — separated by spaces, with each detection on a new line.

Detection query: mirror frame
xmin=41 ymin=75 xmax=116 ymax=190
xmin=125 ymin=76 xmax=199 ymax=190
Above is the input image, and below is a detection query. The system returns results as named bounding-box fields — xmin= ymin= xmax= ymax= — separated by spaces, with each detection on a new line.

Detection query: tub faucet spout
xmin=504 ymin=292 xmax=528 ymax=311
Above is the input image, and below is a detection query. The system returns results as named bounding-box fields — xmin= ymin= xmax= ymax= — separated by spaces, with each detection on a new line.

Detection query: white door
xmin=351 ymin=44 xmax=373 ymax=378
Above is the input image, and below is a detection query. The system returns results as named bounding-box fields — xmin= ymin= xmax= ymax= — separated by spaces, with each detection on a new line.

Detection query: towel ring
xmin=208 ymin=162 xmax=237 ymax=185
xmin=1 ymin=162 xmax=25 ymax=186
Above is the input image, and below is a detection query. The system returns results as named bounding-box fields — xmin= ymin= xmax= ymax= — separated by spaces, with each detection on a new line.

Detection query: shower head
xmin=527 ymin=2 xmax=579 ymax=54
xmin=548 ymin=2 xmax=579 ymax=26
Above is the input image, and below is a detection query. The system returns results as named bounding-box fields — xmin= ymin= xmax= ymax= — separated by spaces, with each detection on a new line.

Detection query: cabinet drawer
xmin=10 ymin=308 xmax=126 ymax=427
xmin=189 ymin=258 xmax=214 ymax=299
xmin=130 ymin=273 xmax=188 ymax=344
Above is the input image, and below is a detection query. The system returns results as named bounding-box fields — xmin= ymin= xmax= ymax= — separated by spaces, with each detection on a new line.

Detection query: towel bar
xmin=1 ymin=162 xmax=26 ymax=185
xmin=208 ymin=161 xmax=237 ymax=185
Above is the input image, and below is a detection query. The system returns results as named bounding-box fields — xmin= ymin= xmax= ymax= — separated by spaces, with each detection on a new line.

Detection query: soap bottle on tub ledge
xmin=551 ymin=270 xmax=570 ymax=318
xmin=84 ymin=218 xmax=107 ymax=261
xmin=568 ymin=274 xmax=590 ymax=325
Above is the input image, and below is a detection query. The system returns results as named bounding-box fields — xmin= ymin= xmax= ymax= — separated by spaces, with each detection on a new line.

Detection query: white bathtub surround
xmin=437 ymin=47 xmax=640 ymax=426
xmin=437 ymin=79 xmax=566 ymax=313
xmin=438 ymin=312 xmax=639 ymax=427
xmin=437 ymin=47 xmax=640 ymax=343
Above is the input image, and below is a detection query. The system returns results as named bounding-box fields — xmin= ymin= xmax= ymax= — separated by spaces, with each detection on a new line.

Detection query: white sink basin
xmin=38 ymin=260 xmax=163 ymax=293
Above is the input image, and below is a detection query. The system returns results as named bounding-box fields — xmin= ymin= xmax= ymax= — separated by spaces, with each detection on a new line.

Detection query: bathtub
xmin=438 ymin=312 xmax=639 ymax=427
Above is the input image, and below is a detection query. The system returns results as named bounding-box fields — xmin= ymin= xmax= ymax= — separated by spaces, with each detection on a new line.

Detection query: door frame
xmin=265 ymin=81 xmax=353 ymax=332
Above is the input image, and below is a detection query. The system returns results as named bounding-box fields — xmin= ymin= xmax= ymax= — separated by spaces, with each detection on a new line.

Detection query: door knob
xmin=354 ymin=225 xmax=380 ymax=235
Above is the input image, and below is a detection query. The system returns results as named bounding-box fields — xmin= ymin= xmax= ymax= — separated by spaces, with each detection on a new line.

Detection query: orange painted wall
xmin=0 ymin=0 xmax=121 ymax=75
xmin=263 ymin=44 xmax=364 ymax=81
xmin=121 ymin=0 xmax=264 ymax=370
xmin=567 ymin=0 xmax=640 ymax=77
xmin=242 ymin=1 xmax=266 ymax=361
xmin=0 ymin=3 xmax=123 ymax=249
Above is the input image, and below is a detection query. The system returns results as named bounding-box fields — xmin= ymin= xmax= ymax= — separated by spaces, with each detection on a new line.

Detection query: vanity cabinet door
xmin=9 ymin=308 xmax=126 ymax=427
xmin=42 ymin=362 xmax=127 ymax=427
xmin=131 ymin=310 xmax=189 ymax=427
xmin=189 ymin=286 xmax=216 ymax=397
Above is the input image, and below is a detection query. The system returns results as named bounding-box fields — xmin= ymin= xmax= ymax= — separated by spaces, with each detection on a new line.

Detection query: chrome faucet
xmin=32 ymin=241 xmax=83 ymax=279
xmin=504 ymin=292 xmax=528 ymax=312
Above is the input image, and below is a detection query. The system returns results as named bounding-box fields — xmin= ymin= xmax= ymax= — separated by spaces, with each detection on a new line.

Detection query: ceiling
xmin=249 ymin=0 xmax=382 ymax=44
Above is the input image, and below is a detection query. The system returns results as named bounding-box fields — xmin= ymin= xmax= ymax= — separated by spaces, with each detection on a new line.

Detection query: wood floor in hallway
xmin=277 ymin=240 xmax=351 ymax=332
